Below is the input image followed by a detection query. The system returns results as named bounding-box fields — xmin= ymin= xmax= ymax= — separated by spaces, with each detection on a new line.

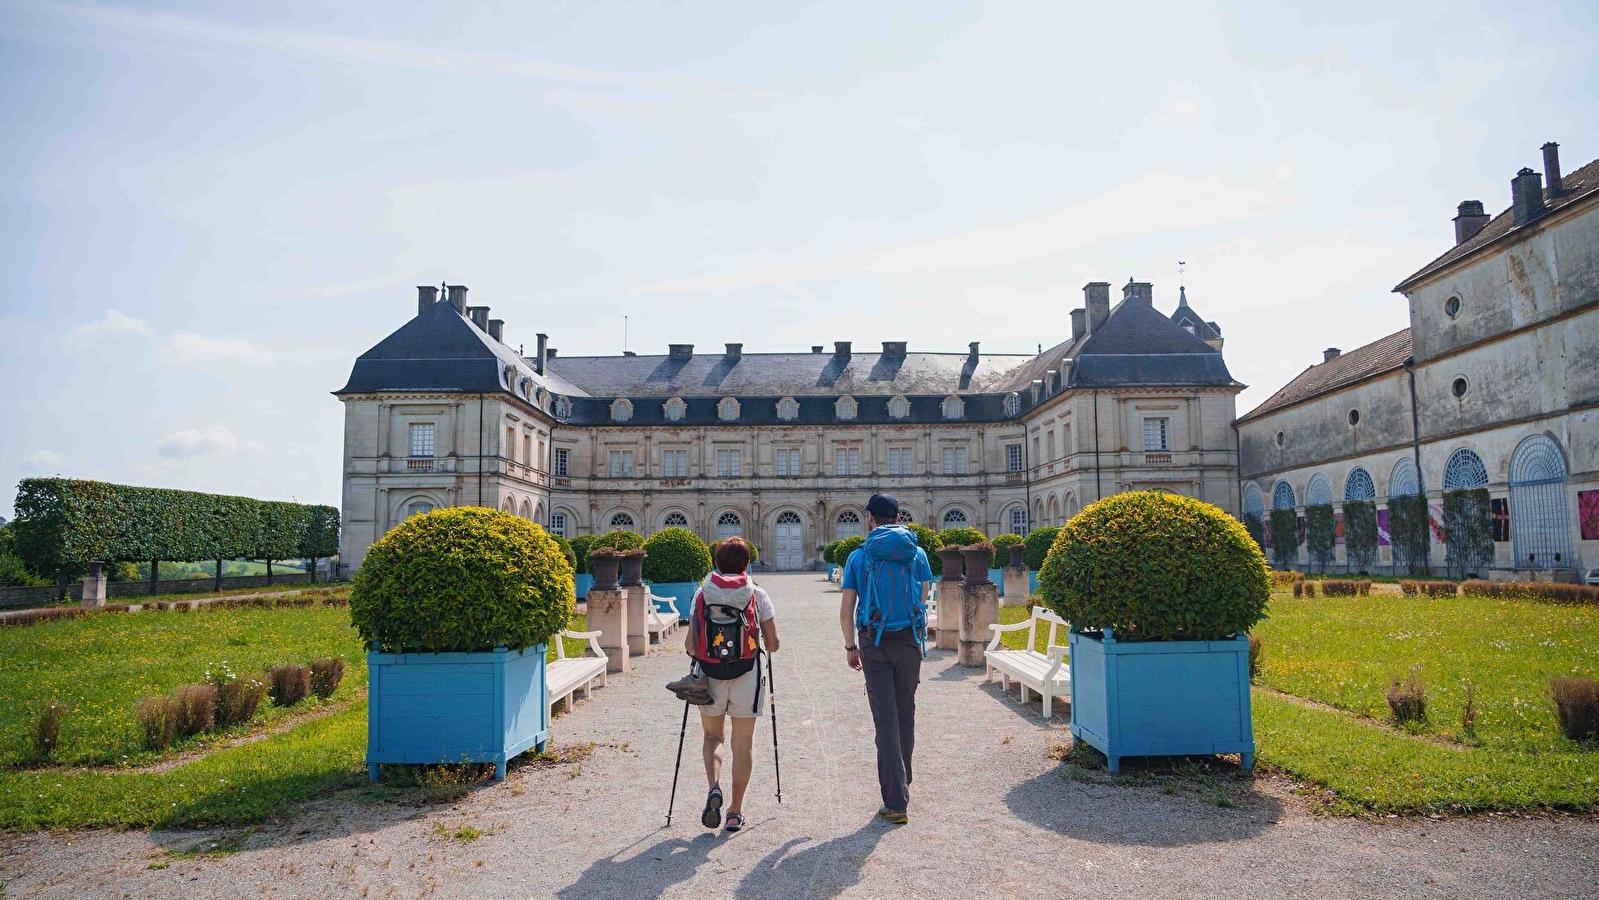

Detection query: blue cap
xmin=865 ymin=493 xmax=899 ymax=519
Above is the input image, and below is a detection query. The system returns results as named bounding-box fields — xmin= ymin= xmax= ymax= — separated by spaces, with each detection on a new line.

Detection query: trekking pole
xmin=766 ymin=645 xmax=782 ymax=803
xmin=665 ymin=695 xmax=690 ymax=827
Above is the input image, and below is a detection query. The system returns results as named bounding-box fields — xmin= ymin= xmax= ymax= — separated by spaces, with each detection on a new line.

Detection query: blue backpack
xmin=855 ymin=552 xmax=927 ymax=654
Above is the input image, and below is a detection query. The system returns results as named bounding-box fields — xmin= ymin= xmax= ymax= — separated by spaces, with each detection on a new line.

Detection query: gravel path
xmin=4 ymin=573 xmax=1596 ymax=899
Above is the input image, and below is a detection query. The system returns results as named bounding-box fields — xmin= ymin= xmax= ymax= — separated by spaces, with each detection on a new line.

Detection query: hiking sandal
xmin=724 ymin=811 xmax=744 ymax=832
xmin=701 ymin=786 xmax=723 ymax=829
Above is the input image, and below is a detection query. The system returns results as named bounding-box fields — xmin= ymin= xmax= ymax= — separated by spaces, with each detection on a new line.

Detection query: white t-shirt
xmin=750 ymin=584 xmax=775 ymax=623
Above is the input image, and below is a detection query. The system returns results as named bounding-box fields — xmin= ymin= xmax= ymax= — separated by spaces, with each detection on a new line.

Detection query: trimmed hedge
xmin=350 ymin=507 xmax=574 ymax=653
xmin=1037 ymin=491 xmax=1270 ymax=642
xmin=550 ymin=534 xmax=576 ymax=569
xmin=938 ymin=527 xmax=986 ymax=549
xmin=643 ymin=527 xmax=712 ymax=583
xmin=1269 ymin=508 xmax=1299 ymax=570
xmin=11 ymin=479 xmax=338 ymax=575
xmin=591 ymin=529 xmax=644 ymax=553
xmin=834 ymin=535 xmax=865 ymax=566
xmin=990 ymin=533 xmax=1025 ymax=568
xmin=906 ymin=523 xmax=942 ymax=565
xmin=1342 ymin=500 xmax=1378 ymax=572
xmin=1022 ymin=525 xmax=1059 ymax=571
xmin=569 ymin=534 xmax=596 ymax=574
xmin=1461 ymin=580 xmax=1599 ymax=605
xmin=1400 ymin=579 xmax=1458 ymax=597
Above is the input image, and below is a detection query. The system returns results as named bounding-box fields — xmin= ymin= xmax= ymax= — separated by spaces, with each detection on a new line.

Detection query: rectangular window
xmin=716 ymin=449 xmax=741 ymax=477
xmin=1045 ymin=431 xmax=1055 ymax=462
xmin=888 ymin=447 xmax=914 ymax=476
xmin=1032 ymin=435 xmax=1040 ymax=465
xmin=523 ymin=435 xmax=532 ymax=467
xmin=608 ymin=450 xmax=634 ymax=477
xmin=1143 ymin=417 xmax=1170 ymax=452
xmin=1010 ymin=508 xmax=1028 ymax=535
xmin=662 ymin=449 xmax=689 ymax=478
xmin=775 ymin=448 xmax=800 ymax=477
xmin=1491 ymin=497 xmax=1511 ymax=543
xmin=409 ymin=423 xmax=436 ymax=457
xmin=941 ymin=446 xmax=968 ymax=475
xmin=834 ymin=447 xmax=861 ymax=476
xmin=553 ymin=448 xmax=569 ymax=477
xmin=506 ymin=427 xmax=517 ymax=462
xmin=549 ymin=513 xmax=567 ymax=537
xmin=1006 ymin=444 xmax=1023 ymax=473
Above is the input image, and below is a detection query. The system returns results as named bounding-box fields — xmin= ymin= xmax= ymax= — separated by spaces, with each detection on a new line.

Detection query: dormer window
xmin=776 ymin=397 xmax=799 ymax=421
xmin=836 ymin=396 xmax=858 ymax=420
xmin=553 ymin=396 xmax=572 ymax=420
xmin=663 ymin=397 xmax=686 ymax=422
xmin=610 ymin=398 xmax=633 ymax=422
xmin=1003 ymin=392 xmax=1020 ymax=417
xmin=887 ymin=395 xmax=910 ymax=419
xmin=941 ymin=395 xmax=964 ymax=420
xmin=718 ymin=397 xmax=740 ymax=422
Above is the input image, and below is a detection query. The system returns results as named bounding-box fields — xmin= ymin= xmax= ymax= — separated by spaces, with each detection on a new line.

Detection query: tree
xmin=1305 ymin=505 xmax=1336 ymax=574
xmin=1269 ymin=509 xmax=1299 ymax=570
xmin=1443 ymin=488 xmax=1493 ymax=579
xmin=1342 ymin=500 xmax=1378 ymax=573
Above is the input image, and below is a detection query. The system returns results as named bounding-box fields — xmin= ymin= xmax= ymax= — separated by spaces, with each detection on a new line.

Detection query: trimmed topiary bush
xmin=643 ymin=527 xmax=713 ymax=584
xmin=938 ymin=527 xmax=986 ymax=549
xmin=1038 ymin=491 xmax=1270 ymax=642
xmin=821 ymin=540 xmax=839 ymax=565
xmin=351 ymin=507 xmax=575 ymax=654
xmin=550 ymin=534 xmax=576 ymax=569
xmin=569 ymin=534 xmax=596 ymax=575
xmin=834 ymin=535 xmax=865 ymax=566
xmin=906 ymin=523 xmax=941 ymax=564
xmin=1022 ymin=525 xmax=1059 ymax=571
xmin=990 ymin=533 xmax=1025 ymax=568
xmin=591 ymin=529 xmax=644 ymax=553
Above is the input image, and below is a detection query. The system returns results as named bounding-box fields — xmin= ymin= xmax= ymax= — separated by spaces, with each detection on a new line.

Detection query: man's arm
xmin=840 ymin=589 xmax=861 ymax=670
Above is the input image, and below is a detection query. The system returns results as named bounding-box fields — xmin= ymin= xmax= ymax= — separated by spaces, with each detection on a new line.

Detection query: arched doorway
xmin=774 ymin=511 xmax=804 ymax=570
xmin=1510 ymin=435 xmax=1572 ymax=569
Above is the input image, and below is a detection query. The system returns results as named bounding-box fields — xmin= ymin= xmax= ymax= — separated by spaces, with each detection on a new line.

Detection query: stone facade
xmin=1236 ymin=143 xmax=1599 ymax=578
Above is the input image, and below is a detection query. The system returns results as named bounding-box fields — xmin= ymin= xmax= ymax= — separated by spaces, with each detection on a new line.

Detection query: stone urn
xmin=961 ymin=546 xmax=993 ymax=584
xmin=938 ymin=547 xmax=965 ymax=582
xmin=1008 ymin=544 xmax=1026 ymax=569
xmin=590 ymin=551 xmax=620 ymax=591
xmin=618 ymin=550 xmax=646 ymax=587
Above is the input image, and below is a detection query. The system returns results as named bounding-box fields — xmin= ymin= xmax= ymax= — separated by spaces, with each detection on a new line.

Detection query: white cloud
xmin=168 ymin=332 xmax=274 ymax=366
xmin=25 ymin=449 xmax=64 ymax=472
xmin=70 ymin=309 xmax=153 ymax=339
xmin=156 ymin=424 xmax=238 ymax=459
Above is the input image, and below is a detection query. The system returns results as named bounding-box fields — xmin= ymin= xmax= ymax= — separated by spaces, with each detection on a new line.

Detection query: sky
xmin=2 ymin=0 xmax=1596 ymax=518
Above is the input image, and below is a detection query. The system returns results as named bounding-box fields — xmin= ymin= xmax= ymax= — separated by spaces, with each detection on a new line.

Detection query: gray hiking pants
xmin=859 ymin=627 xmax=921 ymax=813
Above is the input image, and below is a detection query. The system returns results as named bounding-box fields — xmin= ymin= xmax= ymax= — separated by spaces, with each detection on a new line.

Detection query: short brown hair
xmin=714 ymin=537 xmax=752 ymax=574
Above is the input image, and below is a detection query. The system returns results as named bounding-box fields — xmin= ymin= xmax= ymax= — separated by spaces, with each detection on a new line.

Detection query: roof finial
xmin=1178 ymin=258 xmax=1186 ymax=289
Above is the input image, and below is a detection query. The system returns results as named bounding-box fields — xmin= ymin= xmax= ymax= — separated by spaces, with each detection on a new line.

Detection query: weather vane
xmin=1178 ymin=259 xmax=1187 ymax=288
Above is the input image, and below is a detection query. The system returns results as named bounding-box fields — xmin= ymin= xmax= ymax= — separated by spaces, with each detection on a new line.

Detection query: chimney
xmin=1323 ymin=347 xmax=1341 ymax=363
xmin=968 ymin=341 xmax=980 ymax=359
xmin=487 ymin=319 xmax=504 ymax=342
xmin=1453 ymin=200 xmax=1490 ymax=244
xmin=446 ymin=285 xmax=467 ymax=314
xmin=1122 ymin=279 xmax=1153 ymax=305
xmin=1084 ymin=282 xmax=1111 ymax=332
xmin=416 ymin=285 xmax=439 ymax=315
xmin=535 ymin=333 xmax=548 ymax=374
xmin=725 ymin=342 xmax=742 ymax=360
xmin=834 ymin=341 xmax=851 ymax=356
xmin=882 ymin=341 xmax=907 ymax=356
xmin=811 ymin=345 xmax=824 ymax=354
xmin=669 ymin=343 xmax=694 ymax=359
xmin=1070 ymin=308 xmax=1086 ymax=341
xmin=546 ymin=347 xmax=557 ymax=359
xmin=467 ymin=306 xmax=489 ymax=331
xmin=1542 ymin=142 xmax=1563 ymax=195
xmin=1511 ymin=168 xmax=1546 ymax=226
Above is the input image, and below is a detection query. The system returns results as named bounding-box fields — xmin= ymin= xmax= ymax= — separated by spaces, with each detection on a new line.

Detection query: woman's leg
xmin=727 ymin=715 xmax=758 ymax=814
xmin=701 ymin=712 xmax=726 ymax=789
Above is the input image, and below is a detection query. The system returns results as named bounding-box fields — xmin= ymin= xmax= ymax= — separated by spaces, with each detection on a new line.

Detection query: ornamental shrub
xmin=1550 ymin=677 xmax=1599 ymax=743
xmin=1022 ymin=525 xmax=1059 ymax=570
xmin=1268 ymin=509 xmax=1299 ymax=570
xmin=642 ymin=527 xmax=712 ymax=584
xmin=906 ymin=523 xmax=941 ymax=564
xmin=309 ymin=656 xmax=346 ymax=700
xmin=350 ymin=507 xmax=575 ymax=653
xmin=1388 ymin=495 xmax=1431 ymax=574
xmin=1241 ymin=513 xmax=1265 ymax=554
xmin=938 ymin=527 xmax=986 ymax=549
xmin=1037 ymin=491 xmax=1270 ymax=642
xmin=1342 ymin=500 xmax=1378 ymax=572
xmin=569 ymin=534 xmax=596 ymax=574
xmin=990 ymin=533 xmax=1025 ymax=568
xmin=1443 ymin=488 xmax=1493 ymax=579
xmin=746 ymin=542 xmax=759 ymax=565
xmin=591 ymin=529 xmax=644 ymax=552
xmin=821 ymin=541 xmax=840 ymax=565
xmin=550 ymin=534 xmax=576 ymax=569
xmin=1305 ymin=504 xmax=1335 ymax=574
xmin=834 ymin=535 xmax=865 ymax=566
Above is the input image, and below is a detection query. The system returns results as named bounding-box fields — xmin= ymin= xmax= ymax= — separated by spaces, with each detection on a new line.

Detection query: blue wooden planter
xmin=1027 ymin=571 xmax=1040 ymax=595
xmin=988 ymin=568 xmax=1004 ymax=592
xmin=648 ymin=582 xmax=699 ymax=620
xmin=1068 ymin=630 xmax=1254 ymax=773
xmin=574 ymin=574 xmax=594 ymax=600
xmin=367 ymin=645 xmax=548 ymax=782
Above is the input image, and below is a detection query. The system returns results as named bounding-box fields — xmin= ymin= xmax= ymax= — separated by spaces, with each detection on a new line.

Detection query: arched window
xmin=1272 ymin=481 xmax=1297 ymax=509
xmin=835 ymin=510 xmax=862 ymax=540
xmin=663 ymin=511 xmax=689 ymax=527
xmin=941 ymin=395 xmax=964 ymax=420
xmin=897 ymin=510 xmax=914 ymax=524
xmin=1047 ymin=495 xmax=1061 ymax=525
xmin=941 ymin=508 xmax=969 ymax=528
xmin=1443 ymin=448 xmax=1489 ymax=490
xmin=1343 ymin=468 xmax=1376 ymax=502
xmin=663 ymin=397 xmax=686 ymax=422
xmin=610 ymin=398 xmax=633 ymax=423
xmin=501 ymin=497 xmax=516 ymax=513
xmin=1306 ymin=474 xmax=1332 ymax=507
xmin=887 ymin=395 xmax=910 ymax=419
xmin=553 ymin=396 xmax=572 ymax=420
xmin=1389 ymin=458 xmax=1420 ymax=498
xmin=716 ymin=512 xmax=742 ymax=542
xmin=609 ymin=512 xmax=635 ymax=530
xmin=1004 ymin=392 xmax=1021 ymax=417
xmin=1033 ymin=498 xmax=1044 ymax=524
xmin=1066 ymin=492 xmax=1078 ymax=516
xmin=718 ymin=397 xmax=740 ymax=422
xmin=406 ymin=499 xmax=436 ymax=518
xmin=1509 ymin=434 xmax=1571 ymax=567
xmin=835 ymin=396 xmax=857 ymax=420
xmin=519 ymin=499 xmax=533 ymax=519
xmin=776 ymin=511 xmax=802 ymax=524
xmin=1243 ymin=483 xmax=1264 ymax=518
xmin=776 ymin=397 xmax=799 ymax=421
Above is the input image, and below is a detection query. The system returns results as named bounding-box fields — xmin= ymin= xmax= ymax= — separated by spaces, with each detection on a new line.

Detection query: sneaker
xmin=667 ymin=671 xmax=714 ymax=706
xmin=876 ymin=806 xmax=908 ymax=825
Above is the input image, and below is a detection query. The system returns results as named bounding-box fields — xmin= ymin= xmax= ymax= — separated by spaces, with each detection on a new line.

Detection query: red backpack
xmin=690 ymin=572 xmax=760 ymax=680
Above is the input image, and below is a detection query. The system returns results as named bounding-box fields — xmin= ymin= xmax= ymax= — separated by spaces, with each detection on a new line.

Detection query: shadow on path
xmin=1004 ymin=768 xmax=1282 ymax=847
xmin=557 ymin=832 xmax=720 ymax=900
xmin=735 ymin=821 xmax=890 ymax=900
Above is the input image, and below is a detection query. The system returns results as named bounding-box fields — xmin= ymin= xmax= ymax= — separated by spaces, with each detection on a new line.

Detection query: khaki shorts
xmin=703 ymin=666 xmax=763 ymax=718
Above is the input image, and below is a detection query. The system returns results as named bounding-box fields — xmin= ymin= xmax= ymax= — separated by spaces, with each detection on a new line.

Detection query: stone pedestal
xmin=586 ymin=587 xmax=630 ymax=673
xmin=1002 ymin=567 xmax=1030 ymax=606
xmin=624 ymin=584 xmax=650 ymax=655
xmin=958 ymin=581 xmax=999 ymax=667
xmin=936 ymin=581 xmax=961 ymax=650
xmin=81 ymin=562 xmax=107 ymax=608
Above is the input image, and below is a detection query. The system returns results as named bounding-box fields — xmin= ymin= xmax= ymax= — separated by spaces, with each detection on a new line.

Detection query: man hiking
xmin=839 ymin=493 xmax=931 ymax=824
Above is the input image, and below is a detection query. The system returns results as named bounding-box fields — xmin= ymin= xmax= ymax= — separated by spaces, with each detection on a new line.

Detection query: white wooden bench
xmin=645 ymin=593 xmax=680 ymax=644
xmin=923 ymin=582 xmax=941 ymax=637
xmin=985 ymin=605 xmax=1071 ymax=718
xmin=547 ymin=629 xmax=607 ymax=713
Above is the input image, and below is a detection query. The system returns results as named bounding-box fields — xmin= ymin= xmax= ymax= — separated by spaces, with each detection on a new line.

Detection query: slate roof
xmin=1238 ymin=328 xmax=1412 ymax=422
xmin=1395 ymin=155 xmax=1599 ymax=291
xmin=1169 ymin=287 xmax=1221 ymax=339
